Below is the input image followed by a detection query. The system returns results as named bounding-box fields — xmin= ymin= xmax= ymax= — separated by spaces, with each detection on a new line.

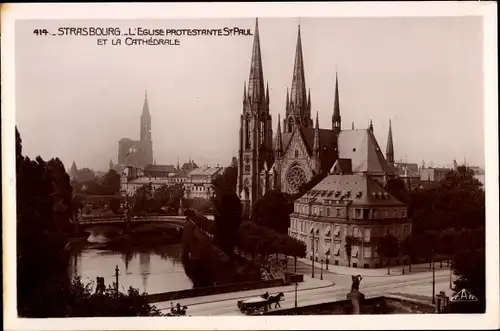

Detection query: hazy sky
xmin=15 ymin=16 xmax=484 ymax=171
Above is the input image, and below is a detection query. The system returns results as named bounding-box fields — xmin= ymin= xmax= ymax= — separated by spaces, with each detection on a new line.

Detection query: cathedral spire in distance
xmin=386 ymin=119 xmax=394 ymax=166
xmin=140 ymin=91 xmax=151 ymax=142
xmin=247 ymin=18 xmax=265 ymax=105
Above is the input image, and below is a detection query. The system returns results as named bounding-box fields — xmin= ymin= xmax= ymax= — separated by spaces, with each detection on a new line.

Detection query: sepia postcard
xmin=2 ymin=2 xmax=499 ymax=330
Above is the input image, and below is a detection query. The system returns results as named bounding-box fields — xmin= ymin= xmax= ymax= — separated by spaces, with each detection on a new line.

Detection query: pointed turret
xmin=286 ymin=88 xmax=290 ymax=108
xmin=313 ymin=111 xmax=320 ymax=157
xmin=352 ymin=122 xmax=355 ymax=130
xmin=276 ymin=114 xmax=283 ymax=158
xmin=243 ymin=81 xmax=247 ymax=101
xmin=290 ymin=24 xmax=308 ymax=115
xmin=386 ymin=120 xmax=394 ymax=166
xmin=307 ymin=89 xmax=311 ymax=112
xmin=332 ymin=72 xmax=341 ymax=134
xmin=266 ymin=81 xmax=270 ymax=105
xmin=231 ymin=156 xmax=238 ymax=168
xmin=247 ymin=18 xmax=265 ymax=105
xmin=369 ymin=119 xmax=374 ymax=134
xmin=109 ymin=159 xmax=114 ymax=171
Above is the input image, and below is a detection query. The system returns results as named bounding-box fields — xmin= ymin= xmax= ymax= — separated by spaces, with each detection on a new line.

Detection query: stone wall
xmin=263 ymin=295 xmax=435 ymax=315
xmin=147 ymin=279 xmax=284 ymax=303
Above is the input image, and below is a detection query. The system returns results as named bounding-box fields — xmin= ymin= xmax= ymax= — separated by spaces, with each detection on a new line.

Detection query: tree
xmin=99 ymin=169 xmax=121 ymax=195
xmin=131 ymin=184 xmax=159 ymax=215
xmin=66 ymin=276 xmax=163 ymax=317
xmin=212 ymin=165 xmax=238 ymax=194
xmin=400 ymin=235 xmax=417 ymax=272
xmin=450 ymin=227 xmax=485 ymax=312
xmin=212 ymin=189 xmax=242 ymax=259
xmin=16 ymin=127 xmax=73 ymax=317
xmin=251 ymin=190 xmax=293 ymax=234
xmin=75 ymin=168 xmax=96 ymax=184
xmin=344 ymin=236 xmax=361 ymax=268
xmin=376 ymin=234 xmax=400 ymax=274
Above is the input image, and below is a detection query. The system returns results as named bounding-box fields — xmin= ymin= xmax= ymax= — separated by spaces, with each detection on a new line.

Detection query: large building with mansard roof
xmin=288 ymin=162 xmax=411 ymax=268
xmin=236 ymin=18 xmax=398 ymax=210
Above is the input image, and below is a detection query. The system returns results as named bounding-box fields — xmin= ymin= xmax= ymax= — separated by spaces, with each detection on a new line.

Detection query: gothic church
xmin=237 ymin=19 xmax=397 ymax=208
xmin=117 ymin=92 xmax=154 ymax=168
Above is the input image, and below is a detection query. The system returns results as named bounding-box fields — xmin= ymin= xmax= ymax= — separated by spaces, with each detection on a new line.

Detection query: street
xmin=155 ymin=260 xmax=454 ymax=316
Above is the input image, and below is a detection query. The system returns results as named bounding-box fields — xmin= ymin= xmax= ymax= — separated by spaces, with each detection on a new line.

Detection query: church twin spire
xmin=285 ymin=24 xmax=313 ymax=132
xmin=247 ymin=18 xmax=266 ymax=106
xmin=290 ymin=25 xmax=308 ymax=113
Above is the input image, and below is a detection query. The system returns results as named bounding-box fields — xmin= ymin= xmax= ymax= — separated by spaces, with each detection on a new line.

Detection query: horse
xmin=267 ymin=292 xmax=284 ymax=309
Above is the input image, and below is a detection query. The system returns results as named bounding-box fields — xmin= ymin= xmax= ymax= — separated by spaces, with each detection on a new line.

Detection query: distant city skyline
xmin=16 ymin=16 xmax=484 ymax=171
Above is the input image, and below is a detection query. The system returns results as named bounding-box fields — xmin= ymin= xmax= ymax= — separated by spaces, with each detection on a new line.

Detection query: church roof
xmin=188 ymin=166 xmax=223 ymax=177
xmin=301 ymin=173 xmax=404 ymax=207
xmin=330 ymin=158 xmax=352 ymax=174
xmin=144 ymin=164 xmax=177 ymax=173
xmin=181 ymin=162 xmax=198 ymax=172
xmin=337 ymin=129 xmax=395 ymax=175
xmin=277 ymin=127 xmax=337 ymax=173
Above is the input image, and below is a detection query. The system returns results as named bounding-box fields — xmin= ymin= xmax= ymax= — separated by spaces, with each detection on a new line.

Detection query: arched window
xmin=288 ymin=117 xmax=294 ymax=132
xmin=260 ymin=113 xmax=266 ymax=146
xmin=245 ymin=117 xmax=251 ymax=149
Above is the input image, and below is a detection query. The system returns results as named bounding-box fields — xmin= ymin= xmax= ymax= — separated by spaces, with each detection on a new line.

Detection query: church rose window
xmin=286 ymin=165 xmax=307 ymax=193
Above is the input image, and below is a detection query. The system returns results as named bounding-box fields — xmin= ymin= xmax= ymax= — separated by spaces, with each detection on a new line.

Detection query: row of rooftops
xmin=116 ymin=162 xmax=224 ymax=180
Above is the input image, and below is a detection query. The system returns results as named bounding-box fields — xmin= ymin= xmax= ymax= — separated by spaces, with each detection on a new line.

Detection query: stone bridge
xmin=75 ymin=215 xmax=189 ymax=237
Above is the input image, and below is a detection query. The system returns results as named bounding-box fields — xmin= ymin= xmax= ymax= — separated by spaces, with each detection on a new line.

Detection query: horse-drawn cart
xmin=237 ymin=292 xmax=284 ymax=315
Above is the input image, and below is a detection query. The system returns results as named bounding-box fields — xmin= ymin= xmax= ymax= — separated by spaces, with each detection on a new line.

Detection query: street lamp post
xmin=311 ymin=229 xmax=315 ymax=278
xmin=432 ymin=249 xmax=436 ymax=304
xmin=449 ymin=259 xmax=452 ymax=290
xmin=320 ymin=259 xmax=323 ymax=280
xmin=294 ymin=282 xmax=298 ymax=308
xmin=115 ymin=265 xmax=119 ymax=298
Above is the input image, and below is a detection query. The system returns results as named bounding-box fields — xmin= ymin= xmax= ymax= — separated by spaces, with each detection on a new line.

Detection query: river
xmin=68 ymin=242 xmax=193 ymax=295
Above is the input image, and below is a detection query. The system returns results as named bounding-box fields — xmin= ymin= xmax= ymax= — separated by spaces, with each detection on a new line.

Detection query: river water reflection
xmin=68 ymin=243 xmax=193 ymax=294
